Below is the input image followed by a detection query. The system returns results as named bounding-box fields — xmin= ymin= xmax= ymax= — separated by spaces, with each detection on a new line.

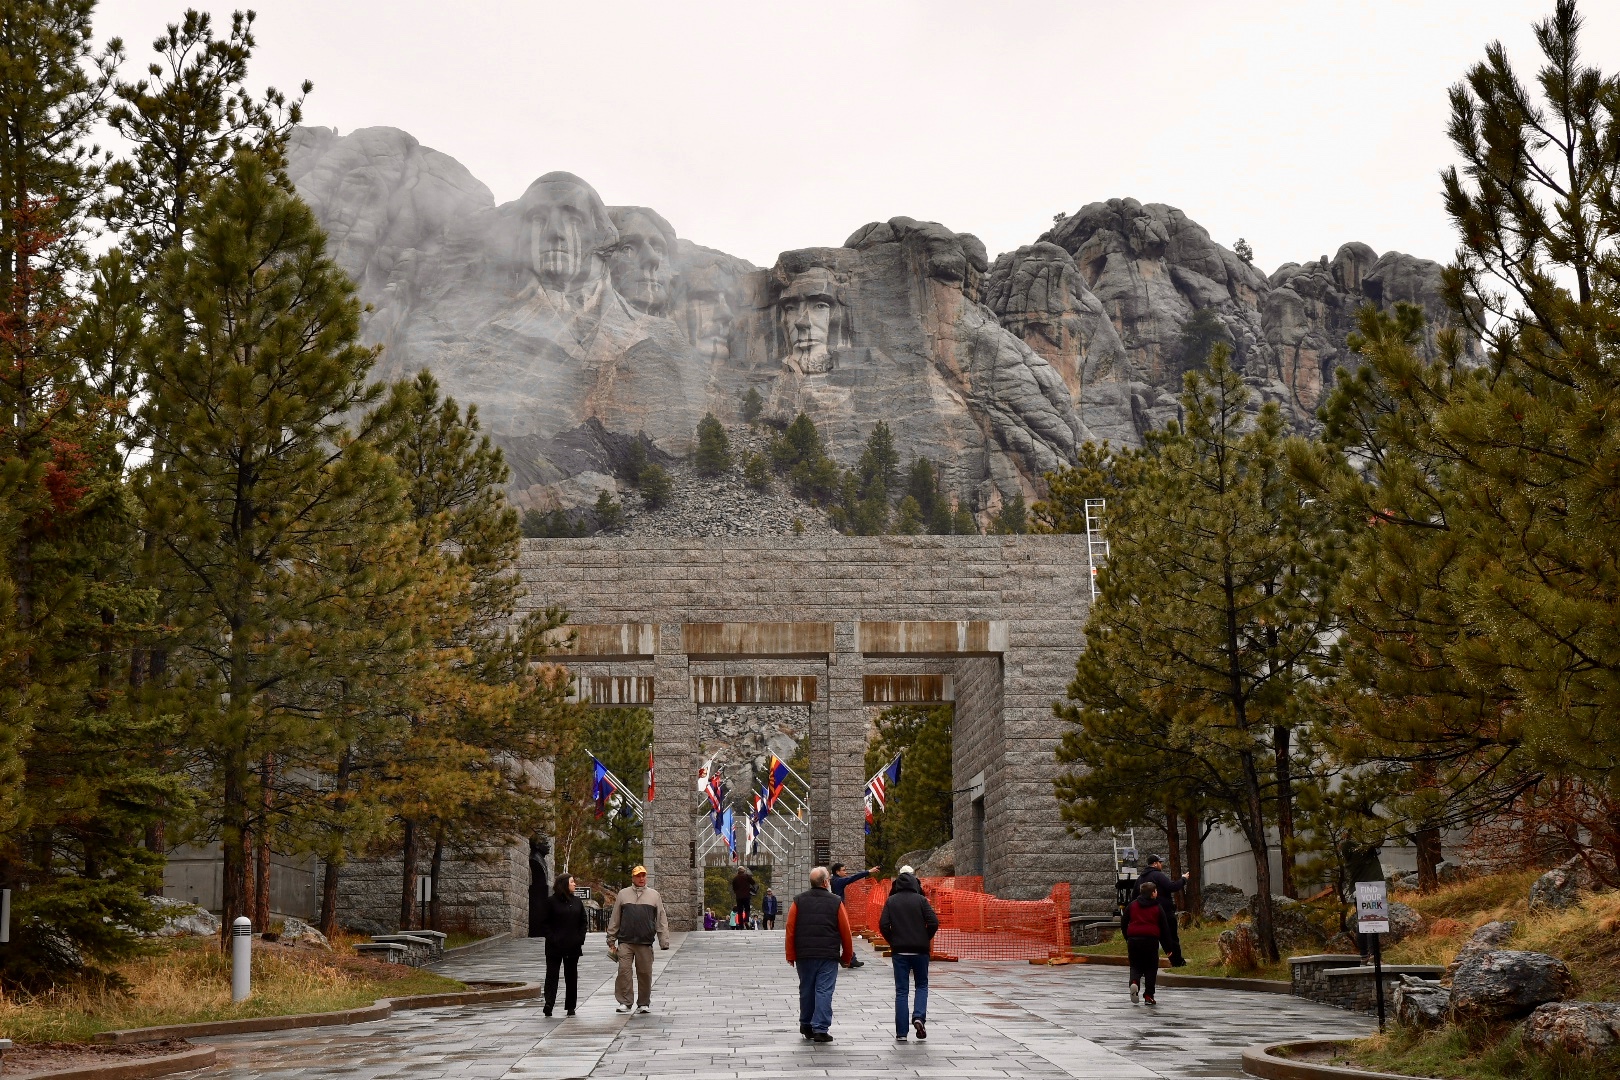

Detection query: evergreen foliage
xmin=552 ymin=708 xmax=651 ymax=891
xmin=864 ymin=705 xmax=953 ymax=869
xmin=637 ymin=462 xmax=672 ymax=509
xmin=740 ymin=386 xmax=763 ymax=423
xmin=694 ymin=413 xmax=731 ymax=477
xmin=743 ymin=452 xmax=770 ymax=492
xmin=1052 ymin=349 xmax=1341 ymax=961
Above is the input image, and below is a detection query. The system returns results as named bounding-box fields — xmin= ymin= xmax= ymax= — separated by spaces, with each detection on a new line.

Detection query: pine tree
xmin=132 ymin=150 xmax=406 ymax=941
xmin=740 ymin=387 xmax=763 ymax=424
xmin=892 ymin=496 xmax=924 ymax=535
xmin=992 ymin=493 xmax=1028 ymax=535
xmin=0 ymin=0 xmax=179 ymax=989
xmin=638 ymin=463 xmax=672 ymax=508
xmin=694 ymin=413 xmax=731 ymax=476
xmin=1055 ymin=348 xmax=1340 ymax=960
xmin=864 ymin=705 xmax=952 ymax=869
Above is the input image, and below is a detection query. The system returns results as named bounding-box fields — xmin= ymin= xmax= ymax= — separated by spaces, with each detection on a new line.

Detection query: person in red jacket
xmin=1122 ymin=879 xmax=1166 ymax=1004
xmin=784 ymin=867 xmax=855 ymax=1041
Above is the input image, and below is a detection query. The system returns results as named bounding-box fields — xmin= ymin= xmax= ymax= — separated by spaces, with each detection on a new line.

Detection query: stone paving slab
xmin=193 ymin=930 xmax=1371 ymax=1079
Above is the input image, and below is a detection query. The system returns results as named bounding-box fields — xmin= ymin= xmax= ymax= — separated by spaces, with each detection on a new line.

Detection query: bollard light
xmin=231 ymin=916 xmax=253 ymax=1003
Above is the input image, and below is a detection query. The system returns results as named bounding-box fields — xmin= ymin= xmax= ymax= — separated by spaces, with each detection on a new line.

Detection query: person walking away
xmin=544 ymin=874 xmax=588 ymax=1016
xmin=829 ymin=862 xmax=879 ymax=967
xmin=762 ymin=889 xmax=779 ymax=929
xmin=732 ymin=867 xmax=756 ymax=930
xmin=878 ymin=865 xmax=939 ymax=1041
xmin=1136 ymin=854 xmax=1189 ymax=966
xmin=1123 ymin=879 xmax=1166 ymax=1004
xmin=785 ymin=866 xmax=854 ymax=1042
xmin=606 ymin=865 xmax=669 ymax=1014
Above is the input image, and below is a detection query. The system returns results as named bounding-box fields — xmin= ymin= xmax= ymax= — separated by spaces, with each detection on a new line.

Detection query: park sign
xmin=1355 ymin=880 xmax=1390 ymax=934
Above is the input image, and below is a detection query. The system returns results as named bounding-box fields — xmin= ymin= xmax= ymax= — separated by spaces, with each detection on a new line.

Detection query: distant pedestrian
xmin=732 ymin=867 xmax=756 ymax=929
xmin=1135 ymin=855 xmax=1189 ymax=966
xmin=543 ymin=874 xmax=587 ymax=1016
xmin=762 ymin=889 xmax=779 ymax=929
xmin=829 ymin=862 xmax=879 ymax=968
xmin=606 ymin=865 xmax=670 ymax=1014
xmin=1123 ymin=879 xmax=1166 ymax=1004
xmin=785 ymin=866 xmax=854 ymax=1042
xmin=704 ymin=908 xmax=717 ymax=931
xmin=878 ymin=865 xmax=939 ymax=1042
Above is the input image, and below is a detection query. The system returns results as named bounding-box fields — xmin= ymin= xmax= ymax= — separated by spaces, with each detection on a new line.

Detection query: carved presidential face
xmin=608 ymin=209 xmax=675 ymax=315
xmin=777 ymin=269 xmax=839 ymax=374
xmin=521 ymin=174 xmax=615 ymax=293
xmin=680 ymin=265 xmax=735 ymax=361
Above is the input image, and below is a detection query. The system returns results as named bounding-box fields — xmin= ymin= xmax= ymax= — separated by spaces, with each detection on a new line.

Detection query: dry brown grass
xmin=0 ymin=937 xmax=464 ymax=1044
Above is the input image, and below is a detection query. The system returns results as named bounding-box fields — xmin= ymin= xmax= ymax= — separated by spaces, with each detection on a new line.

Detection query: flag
xmin=745 ymin=808 xmax=759 ymax=856
xmin=646 ymin=746 xmax=655 ymax=802
xmin=722 ymin=807 xmax=736 ymax=857
xmin=863 ymin=791 xmax=875 ymax=835
xmin=884 ymin=751 xmax=903 ymax=788
xmin=867 ymin=775 xmax=886 ymax=811
xmin=753 ymin=789 xmax=768 ymax=823
xmin=591 ymin=757 xmax=618 ymax=817
xmin=765 ymin=755 xmax=788 ymax=809
xmin=706 ymin=771 xmax=724 ymax=814
xmin=697 ymin=757 xmax=715 ymax=795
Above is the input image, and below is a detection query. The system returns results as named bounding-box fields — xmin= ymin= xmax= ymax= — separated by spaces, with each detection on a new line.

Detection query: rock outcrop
xmin=1449 ymin=949 xmax=1573 ymax=1023
xmin=1394 ymin=976 xmax=1451 ymax=1030
xmin=285 ymin=128 xmax=1469 ymax=519
xmin=1522 ymin=1002 xmax=1620 ymax=1056
xmin=1529 ymin=857 xmax=1589 ymax=912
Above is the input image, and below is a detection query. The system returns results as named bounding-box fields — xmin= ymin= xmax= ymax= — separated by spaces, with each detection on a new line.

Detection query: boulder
xmin=279 ymin=916 xmax=331 ymax=950
xmin=1324 ymin=931 xmax=1361 ymax=955
xmin=1200 ymin=883 xmax=1245 ymax=921
xmin=1386 ymin=901 xmax=1424 ymax=944
xmin=1435 ymin=860 xmax=1467 ymax=885
xmin=1521 ymin=1002 xmax=1620 ymax=1056
xmin=1450 ymin=950 xmax=1573 ymax=1023
xmin=1393 ymin=976 xmax=1451 ymax=1030
xmin=1445 ymin=920 xmax=1517 ymax=980
xmin=1529 ymin=857 xmax=1588 ymax=913
xmin=1270 ymin=900 xmax=1328 ymax=953
xmin=1217 ymin=924 xmax=1260 ymax=971
xmin=146 ymin=896 xmax=221 ymax=938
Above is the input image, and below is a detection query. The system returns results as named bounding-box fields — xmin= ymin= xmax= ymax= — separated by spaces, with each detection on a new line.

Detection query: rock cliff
xmin=285 ymin=128 xmax=1470 ymax=517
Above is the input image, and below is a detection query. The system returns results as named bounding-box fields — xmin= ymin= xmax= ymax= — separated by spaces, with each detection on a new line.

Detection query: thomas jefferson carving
xmin=608 ymin=206 xmax=677 ymax=316
xmin=679 ymin=263 xmax=737 ymax=362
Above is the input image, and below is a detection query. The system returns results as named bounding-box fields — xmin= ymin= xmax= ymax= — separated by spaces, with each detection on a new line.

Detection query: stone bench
xmin=1290 ymin=954 xmax=1445 ymax=1013
xmin=369 ymin=934 xmax=440 ymax=966
xmin=353 ymin=942 xmax=409 ymax=964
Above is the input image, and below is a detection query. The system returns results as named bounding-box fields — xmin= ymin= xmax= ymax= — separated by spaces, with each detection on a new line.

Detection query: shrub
xmin=694 ymin=413 xmax=731 ymax=476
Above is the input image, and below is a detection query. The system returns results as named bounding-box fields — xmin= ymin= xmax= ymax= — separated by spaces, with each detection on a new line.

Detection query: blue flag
xmin=591 ymin=758 xmax=618 ymax=817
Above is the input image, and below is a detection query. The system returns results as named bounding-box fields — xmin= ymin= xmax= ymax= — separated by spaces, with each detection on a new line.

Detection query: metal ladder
xmin=1084 ymin=498 xmax=1108 ymax=600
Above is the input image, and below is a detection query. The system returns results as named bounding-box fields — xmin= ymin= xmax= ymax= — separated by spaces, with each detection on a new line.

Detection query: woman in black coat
xmin=543 ymin=873 xmax=588 ymax=1016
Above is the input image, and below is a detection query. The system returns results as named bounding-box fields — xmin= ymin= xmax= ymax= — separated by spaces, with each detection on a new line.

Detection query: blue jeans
xmin=796 ymin=958 xmax=839 ymax=1032
xmin=892 ymin=953 xmax=929 ymax=1035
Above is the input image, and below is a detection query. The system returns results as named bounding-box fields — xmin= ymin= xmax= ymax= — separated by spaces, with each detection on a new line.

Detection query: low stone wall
xmin=1290 ymin=955 xmax=1445 ymax=1014
xmin=331 ymin=842 xmax=529 ymax=938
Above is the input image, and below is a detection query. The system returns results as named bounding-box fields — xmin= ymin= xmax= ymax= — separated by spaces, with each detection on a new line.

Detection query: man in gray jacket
xmin=606 ymin=865 xmax=670 ymax=1013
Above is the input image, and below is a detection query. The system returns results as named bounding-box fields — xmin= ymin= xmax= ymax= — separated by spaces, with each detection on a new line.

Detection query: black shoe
xmin=849 ymin=959 xmax=865 ymax=968
xmin=811 ymin=1031 xmax=834 ymax=1042
xmin=1170 ymin=959 xmax=1188 ymax=968
xmin=543 ymin=1008 xmax=553 ymax=1017
xmin=566 ymin=1010 xmax=575 ymax=1017
xmin=913 ymin=1017 xmax=927 ymax=1040
xmin=801 ymin=1025 xmax=812 ymax=1039
xmin=896 ymin=1034 xmax=908 ymax=1041
xmin=1143 ymin=995 xmax=1157 ymax=1005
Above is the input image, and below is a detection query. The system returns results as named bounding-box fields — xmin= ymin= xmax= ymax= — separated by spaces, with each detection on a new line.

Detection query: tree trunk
xmin=1240 ymin=751 xmax=1280 ymax=962
xmin=1165 ymin=806 xmax=1184 ymax=911
xmin=1184 ymin=808 xmax=1203 ymax=916
xmin=319 ymin=860 xmax=340 ymax=939
xmin=220 ymin=745 xmax=249 ymax=950
xmin=254 ymin=753 xmax=275 ymax=929
xmin=1274 ymin=725 xmax=1297 ymax=899
xmin=1415 ymin=827 xmax=1442 ymax=893
xmin=399 ymin=819 xmax=418 ymax=932
xmin=429 ymin=835 xmax=444 ymax=932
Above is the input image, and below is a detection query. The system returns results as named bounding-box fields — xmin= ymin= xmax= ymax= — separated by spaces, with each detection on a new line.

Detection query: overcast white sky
xmin=95 ymin=0 xmax=1620 ymax=272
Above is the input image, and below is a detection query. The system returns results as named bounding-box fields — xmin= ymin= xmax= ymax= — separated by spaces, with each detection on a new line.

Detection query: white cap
xmin=898 ymin=865 xmax=915 ymax=875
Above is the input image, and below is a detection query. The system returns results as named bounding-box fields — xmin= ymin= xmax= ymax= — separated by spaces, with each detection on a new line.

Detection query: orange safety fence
xmin=843 ymin=875 xmax=1071 ymax=961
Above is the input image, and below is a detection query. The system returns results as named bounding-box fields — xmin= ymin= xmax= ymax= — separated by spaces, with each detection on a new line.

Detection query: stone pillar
xmin=828 ymin=622 xmax=867 ymax=870
xmin=649 ymin=623 xmax=698 ymax=930
xmin=808 ymin=672 xmax=831 ymax=867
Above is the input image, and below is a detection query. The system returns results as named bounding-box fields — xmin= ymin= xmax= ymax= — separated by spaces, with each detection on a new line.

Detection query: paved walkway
xmin=194 ymin=932 xmax=1370 ymax=1079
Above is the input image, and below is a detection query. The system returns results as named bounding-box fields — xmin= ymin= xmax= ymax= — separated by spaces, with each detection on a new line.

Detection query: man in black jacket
xmin=1136 ymin=855 xmax=1189 ymax=967
xmin=785 ymin=866 xmax=855 ymax=1041
xmin=829 ymin=862 xmax=879 ymax=967
xmin=878 ymin=866 xmax=939 ymax=1041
